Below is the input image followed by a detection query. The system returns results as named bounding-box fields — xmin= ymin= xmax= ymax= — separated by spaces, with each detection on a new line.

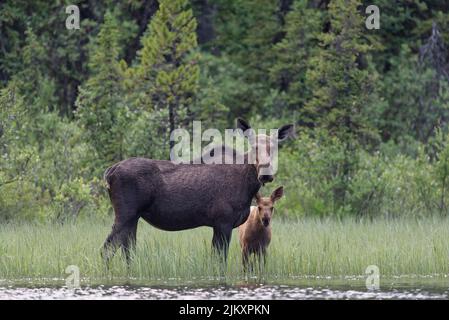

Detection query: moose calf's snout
xmin=262 ymin=217 xmax=270 ymax=227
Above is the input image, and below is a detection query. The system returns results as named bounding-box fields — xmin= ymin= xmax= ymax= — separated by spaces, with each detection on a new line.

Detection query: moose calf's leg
xmin=242 ymin=249 xmax=250 ymax=273
xmin=255 ymin=250 xmax=266 ymax=273
xmin=262 ymin=251 xmax=268 ymax=271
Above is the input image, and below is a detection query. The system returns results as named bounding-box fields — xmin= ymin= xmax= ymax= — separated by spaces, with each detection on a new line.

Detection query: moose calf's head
xmin=255 ymin=186 xmax=284 ymax=227
xmin=237 ymin=118 xmax=294 ymax=184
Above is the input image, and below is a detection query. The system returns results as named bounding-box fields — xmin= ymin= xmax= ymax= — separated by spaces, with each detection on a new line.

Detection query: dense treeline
xmin=1 ymin=0 xmax=449 ymax=221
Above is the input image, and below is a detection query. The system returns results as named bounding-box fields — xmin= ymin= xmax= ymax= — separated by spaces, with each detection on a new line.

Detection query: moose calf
xmin=238 ymin=186 xmax=284 ymax=270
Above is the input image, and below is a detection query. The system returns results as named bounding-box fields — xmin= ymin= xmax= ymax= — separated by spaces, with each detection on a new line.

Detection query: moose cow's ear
xmin=277 ymin=124 xmax=294 ymax=142
xmin=237 ymin=118 xmax=251 ymax=132
xmin=271 ymin=186 xmax=284 ymax=202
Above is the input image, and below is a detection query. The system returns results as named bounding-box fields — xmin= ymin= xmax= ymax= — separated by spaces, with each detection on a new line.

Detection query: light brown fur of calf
xmin=239 ymin=186 xmax=283 ymax=270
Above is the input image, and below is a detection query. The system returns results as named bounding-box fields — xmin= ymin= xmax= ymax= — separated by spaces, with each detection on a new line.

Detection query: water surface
xmin=1 ymin=276 xmax=448 ymax=299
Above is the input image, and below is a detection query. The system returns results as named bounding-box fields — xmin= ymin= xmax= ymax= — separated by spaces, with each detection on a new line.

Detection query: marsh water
xmin=1 ymin=276 xmax=448 ymax=299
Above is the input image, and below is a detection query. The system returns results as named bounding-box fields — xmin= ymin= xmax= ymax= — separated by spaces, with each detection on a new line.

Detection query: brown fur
xmin=239 ymin=186 xmax=283 ymax=270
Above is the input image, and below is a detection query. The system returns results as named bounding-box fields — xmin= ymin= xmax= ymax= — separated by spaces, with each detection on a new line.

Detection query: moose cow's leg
xmin=102 ymin=217 xmax=139 ymax=265
xmin=212 ymin=225 xmax=233 ymax=261
xmin=102 ymin=226 xmax=119 ymax=266
xmin=102 ymin=192 xmax=140 ymax=265
xmin=102 ymin=184 xmax=142 ymax=265
xmin=120 ymin=218 xmax=138 ymax=264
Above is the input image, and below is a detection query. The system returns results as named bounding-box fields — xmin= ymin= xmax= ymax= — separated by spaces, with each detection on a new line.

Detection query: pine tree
xmin=270 ymin=0 xmax=323 ymax=112
xmin=303 ymin=0 xmax=376 ymax=207
xmin=0 ymin=85 xmax=31 ymax=189
xmin=133 ymin=0 xmax=200 ymax=151
xmin=212 ymin=0 xmax=284 ymax=115
xmin=304 ymin=0 xmax=373 ymax=139
xmin=11 ymin=28 xmax=58 ymax=117
xmin=374 ymin=24 xmax=449 ymax=146
xmin=75 ymin=11 xmax=128 ymax=165
xmin=240 ymin=0 xmax=281 ymax=85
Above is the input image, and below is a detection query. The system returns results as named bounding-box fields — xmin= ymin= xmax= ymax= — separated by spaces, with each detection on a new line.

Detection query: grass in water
xmin=1 ymin=217 xmax=449 ymax=284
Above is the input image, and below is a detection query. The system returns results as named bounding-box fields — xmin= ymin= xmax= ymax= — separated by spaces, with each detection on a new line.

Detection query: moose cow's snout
xmin=259 ymin=175 xmax=274 ymax=183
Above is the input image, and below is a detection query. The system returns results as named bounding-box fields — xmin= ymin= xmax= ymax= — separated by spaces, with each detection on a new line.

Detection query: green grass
xmin=1 ymin=217 xmax=449 ymax=284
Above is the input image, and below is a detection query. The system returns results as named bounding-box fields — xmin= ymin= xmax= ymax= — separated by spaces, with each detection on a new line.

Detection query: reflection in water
xmin=0 ymin=284 xmax=448 ymax=300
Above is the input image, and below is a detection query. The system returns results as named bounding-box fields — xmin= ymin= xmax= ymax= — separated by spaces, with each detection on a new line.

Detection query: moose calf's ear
xmin=237 ymin=118 xmax=251 ymax=132
xmin=271 ymin=186 xmax=284 ymax=202
xmin=277 ymin=124 xmax=294 ymax=142
xmin=255 ymin=192 xmax=262 ymax=203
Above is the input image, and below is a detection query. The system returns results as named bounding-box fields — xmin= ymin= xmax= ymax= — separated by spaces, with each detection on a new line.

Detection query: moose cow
xmin=101 ymin=118 xmax=293 ymax=263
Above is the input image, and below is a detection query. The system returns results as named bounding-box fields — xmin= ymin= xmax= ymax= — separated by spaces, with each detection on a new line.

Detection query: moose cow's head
xmin=237 ymin=118 xmax=294 ymax=184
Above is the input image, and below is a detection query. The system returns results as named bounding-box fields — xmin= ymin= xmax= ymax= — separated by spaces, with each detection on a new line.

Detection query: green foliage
xmin=274 ymin=130 xmax=358 ymax=217
xmin=431 ymin=128 xmax=449 ymax=215
xmin=211 ymin=0 xmax=284 ymax=113
xmin=213 ymin=0 xmax=281 ymax=78
xmin=304 ymin=0 xmax=375 ymax=141
xmin=10 ymin=28 xmax=58 ymax=116
xmin=0 ymin=0 xmax=146 ymax=113
xmin=0 ymin=85 xmax=107 ymax=222
xmin=0 ymin=85 xmax=40 ymax=221
xmin=1 ymin=1 xmax=93 ymax=114
xmin=370 ymin=44 xmax=449 ymax=146
xmin=273 ymin=130 xmax=449 ymax=219
xmin=270 ymin=0 xmax=323 ymax=112
xmin=123 ymin=108 xmax=171 ymax=160
xmin=299 ymin=0 xmax=378 ymax=208
xmin=191 ymin=53 xmax=255 ymax=127
xmin=2 ymin=1 xmax=449 ymax=222
xmin=132 ymin=0 xmax=200 ymax=151
xmin=361 ymin=0 xmax=449 ymax=69
xmin=75 ymin=11 xmax=129 ymax=166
